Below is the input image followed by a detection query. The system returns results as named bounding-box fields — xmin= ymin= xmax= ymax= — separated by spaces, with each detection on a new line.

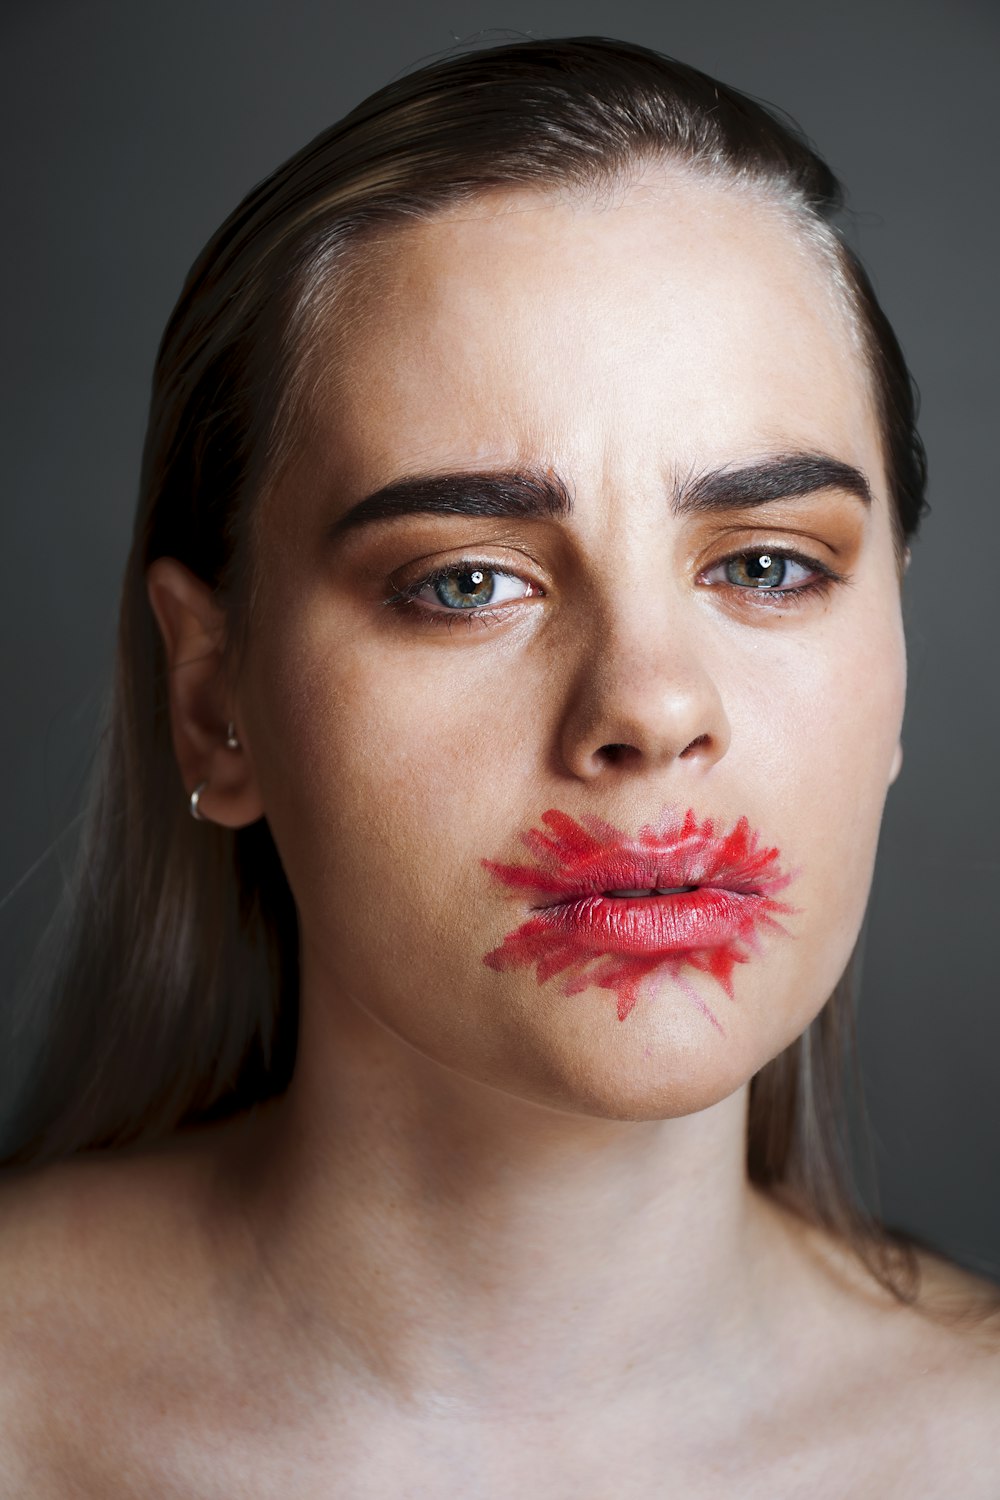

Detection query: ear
xmin=889 ymin=740 xmax=904 ymax=785
xmin=145 ymin=557 xmax=264 ymax=828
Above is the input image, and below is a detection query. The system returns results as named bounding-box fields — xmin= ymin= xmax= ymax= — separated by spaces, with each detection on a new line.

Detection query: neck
xmin=217 ymin=964 xmax=786 ymax=1412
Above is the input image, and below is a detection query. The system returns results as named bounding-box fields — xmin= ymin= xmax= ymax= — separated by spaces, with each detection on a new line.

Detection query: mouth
xmin=534 ymin=880 xmax=745 ymax=907
xmin=480 ymin=807 xmax=798 ymax=1023
xmin=603 ymin=886 xmax=696 ymax=896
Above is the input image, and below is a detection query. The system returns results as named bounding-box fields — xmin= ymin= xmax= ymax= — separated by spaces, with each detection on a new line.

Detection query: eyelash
xmin=384 ymin=547 xmax=846 ymax=629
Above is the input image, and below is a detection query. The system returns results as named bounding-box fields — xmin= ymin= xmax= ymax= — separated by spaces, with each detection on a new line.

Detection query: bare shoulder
xmin=768 ymin=1200 xmax=1000 ymax=1493
xmin=888 ymin=1250 xmax=1000 ymax=1491
xmin=900 ymin=1245 xmax=1000 ymax=1393
xmin=0 ymin=1124 xmax=243 ymax=1497
xmin=0 ymin=1126 xmax=225 ymax=1313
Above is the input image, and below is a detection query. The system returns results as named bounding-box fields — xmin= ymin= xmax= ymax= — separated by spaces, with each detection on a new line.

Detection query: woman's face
xmin=238 ymin=169 xmax=905 ymax=1120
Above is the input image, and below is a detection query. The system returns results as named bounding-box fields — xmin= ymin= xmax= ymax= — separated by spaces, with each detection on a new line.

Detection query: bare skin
xmin=1 ymin=170 xmax=997 ymax=1495
xmin=0 ymin=1121 xmax=997 ymax=1497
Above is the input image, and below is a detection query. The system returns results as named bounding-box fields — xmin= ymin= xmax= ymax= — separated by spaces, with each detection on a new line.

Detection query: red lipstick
xmin=481 ymin=808 xmax=797 ymax=1026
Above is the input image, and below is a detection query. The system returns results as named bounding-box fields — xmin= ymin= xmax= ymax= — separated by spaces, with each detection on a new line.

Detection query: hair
xmin=4 ymin=36 xmax=929 ymax=1296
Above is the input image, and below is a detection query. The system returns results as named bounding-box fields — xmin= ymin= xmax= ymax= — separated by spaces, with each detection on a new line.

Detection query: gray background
xmin=2 ymin=0 xmax=997 ymax=1273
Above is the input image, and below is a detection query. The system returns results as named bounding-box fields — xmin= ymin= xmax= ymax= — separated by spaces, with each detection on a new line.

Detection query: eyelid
xmin=698 ymin=528 xmax=831 ymax=560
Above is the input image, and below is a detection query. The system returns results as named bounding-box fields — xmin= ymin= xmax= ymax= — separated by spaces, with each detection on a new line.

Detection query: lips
xmin=480 ymin=807 xmax=797 ymax=1024
xmin=537 ymin=886 xmax=767 ymax=953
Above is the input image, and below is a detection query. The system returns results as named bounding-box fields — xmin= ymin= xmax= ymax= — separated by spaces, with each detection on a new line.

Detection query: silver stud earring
xmin=225 ymin=721 xmax=240 ymax=750
xmin=189 ymin=780 xmax=209 ymax=821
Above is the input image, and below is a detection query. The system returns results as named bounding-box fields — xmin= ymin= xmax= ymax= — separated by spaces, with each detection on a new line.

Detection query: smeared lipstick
xmin=481 ymin=807 xmax=797 ymax=1026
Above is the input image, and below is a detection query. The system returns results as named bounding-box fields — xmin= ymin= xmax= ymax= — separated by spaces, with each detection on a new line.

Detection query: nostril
xmin=598 ymin=743 xmax=633 ymax=765
xmin=679 ymin=734 xmax=711 ymax=758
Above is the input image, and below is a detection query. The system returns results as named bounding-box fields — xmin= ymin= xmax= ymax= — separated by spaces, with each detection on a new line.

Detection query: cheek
xmin=244 ymin=613 xmax=524 ymax=946
xmin=729 ymin=594 xmax=905 ymax=992
xmin=245 ymin=619 xmax=566 ymax=1089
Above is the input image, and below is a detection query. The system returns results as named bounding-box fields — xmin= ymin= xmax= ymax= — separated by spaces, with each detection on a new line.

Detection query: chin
xmin=482 ymin=996 xmax=767 ymax=1124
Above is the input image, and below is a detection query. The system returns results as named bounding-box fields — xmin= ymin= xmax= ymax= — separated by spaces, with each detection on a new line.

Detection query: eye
xmin=388 ymin=561 xmax=539 ymax=618
xmin=700 ymin=548 xmax=840 ymax=600
xmin=424 ymin=565 xmax=531 ymax=610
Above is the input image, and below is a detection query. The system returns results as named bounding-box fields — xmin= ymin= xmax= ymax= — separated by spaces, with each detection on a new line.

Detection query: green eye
xmin=697 ymin=546 xmax=843 ymax=606
xmin=707 ymin=551 xmax=821 ymax=591
xmin=433 ymin=567 xmax=498 ymax=608
xmin=726 ymin=553 xmax=791 ymax=588
xmin=398 ymin=563 xmax=537 ymax=614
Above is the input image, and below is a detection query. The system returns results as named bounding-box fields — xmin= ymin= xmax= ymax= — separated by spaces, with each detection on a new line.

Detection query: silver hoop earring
xmin=189 ymin=780 xmax=209 ymax=821
xmin=225 ymin=721 xmax=240 ymax=750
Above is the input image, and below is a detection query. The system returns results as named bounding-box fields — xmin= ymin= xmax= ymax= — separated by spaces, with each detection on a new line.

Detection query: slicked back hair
xmin=5 ymin=35 xmax=927 ymax=1300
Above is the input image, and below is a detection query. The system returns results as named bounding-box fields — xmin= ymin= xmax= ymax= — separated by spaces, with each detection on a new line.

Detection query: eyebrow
xmin=327 ymin=468 xmax=574 ymax=539
xmin=681 ymin=454 xmax=872 ymax=513
xmin=326 ymin=453 xmax=871 ymax=539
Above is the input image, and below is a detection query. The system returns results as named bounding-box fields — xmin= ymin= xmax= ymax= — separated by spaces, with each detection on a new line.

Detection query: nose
xmin=556 ymin=606 xmax=731 ymax=780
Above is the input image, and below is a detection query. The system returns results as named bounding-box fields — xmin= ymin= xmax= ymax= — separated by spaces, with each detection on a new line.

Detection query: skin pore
xmin=5 ymin=167 xmax=997 ymax=1496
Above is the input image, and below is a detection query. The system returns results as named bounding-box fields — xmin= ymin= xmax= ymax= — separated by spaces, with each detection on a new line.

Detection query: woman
xmin=1 ymin=34 xmax=997 ymax=1494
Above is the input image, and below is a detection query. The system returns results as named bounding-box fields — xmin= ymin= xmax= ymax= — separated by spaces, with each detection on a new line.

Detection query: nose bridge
xmin=555 ymin=550 xmax=730 ymax=777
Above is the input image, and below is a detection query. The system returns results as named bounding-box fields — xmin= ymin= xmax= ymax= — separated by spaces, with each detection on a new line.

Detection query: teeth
xmin=603 ymin=886 xmax=696 ymax=898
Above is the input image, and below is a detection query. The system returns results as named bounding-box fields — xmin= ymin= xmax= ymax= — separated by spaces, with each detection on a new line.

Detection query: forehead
xmin=303 ymin=170 xmax=881 ymax=499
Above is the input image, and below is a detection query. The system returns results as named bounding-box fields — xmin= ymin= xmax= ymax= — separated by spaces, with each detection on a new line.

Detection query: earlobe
xmin=145 ymin=557 xmax=264 ymax=828
xmin=889 ymin=741 xmax=903 ymax=785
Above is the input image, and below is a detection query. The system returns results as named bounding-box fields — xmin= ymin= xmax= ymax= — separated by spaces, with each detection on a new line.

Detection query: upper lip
xmin=528 ymin=849 xmax=758 ymax=908
xmin=482 ymin=807 xmax=791 ymax=910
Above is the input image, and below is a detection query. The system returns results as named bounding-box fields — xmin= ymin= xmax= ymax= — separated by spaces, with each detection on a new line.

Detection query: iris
xmin=434 ymin=568 xmax=496 ymax=608
xmin=726 ymin=552 xmax=785 ymax=588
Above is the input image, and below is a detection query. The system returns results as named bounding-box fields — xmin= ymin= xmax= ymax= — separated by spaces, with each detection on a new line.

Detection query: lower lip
xmin=535 ymin=887 xmax=759 ymax=955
